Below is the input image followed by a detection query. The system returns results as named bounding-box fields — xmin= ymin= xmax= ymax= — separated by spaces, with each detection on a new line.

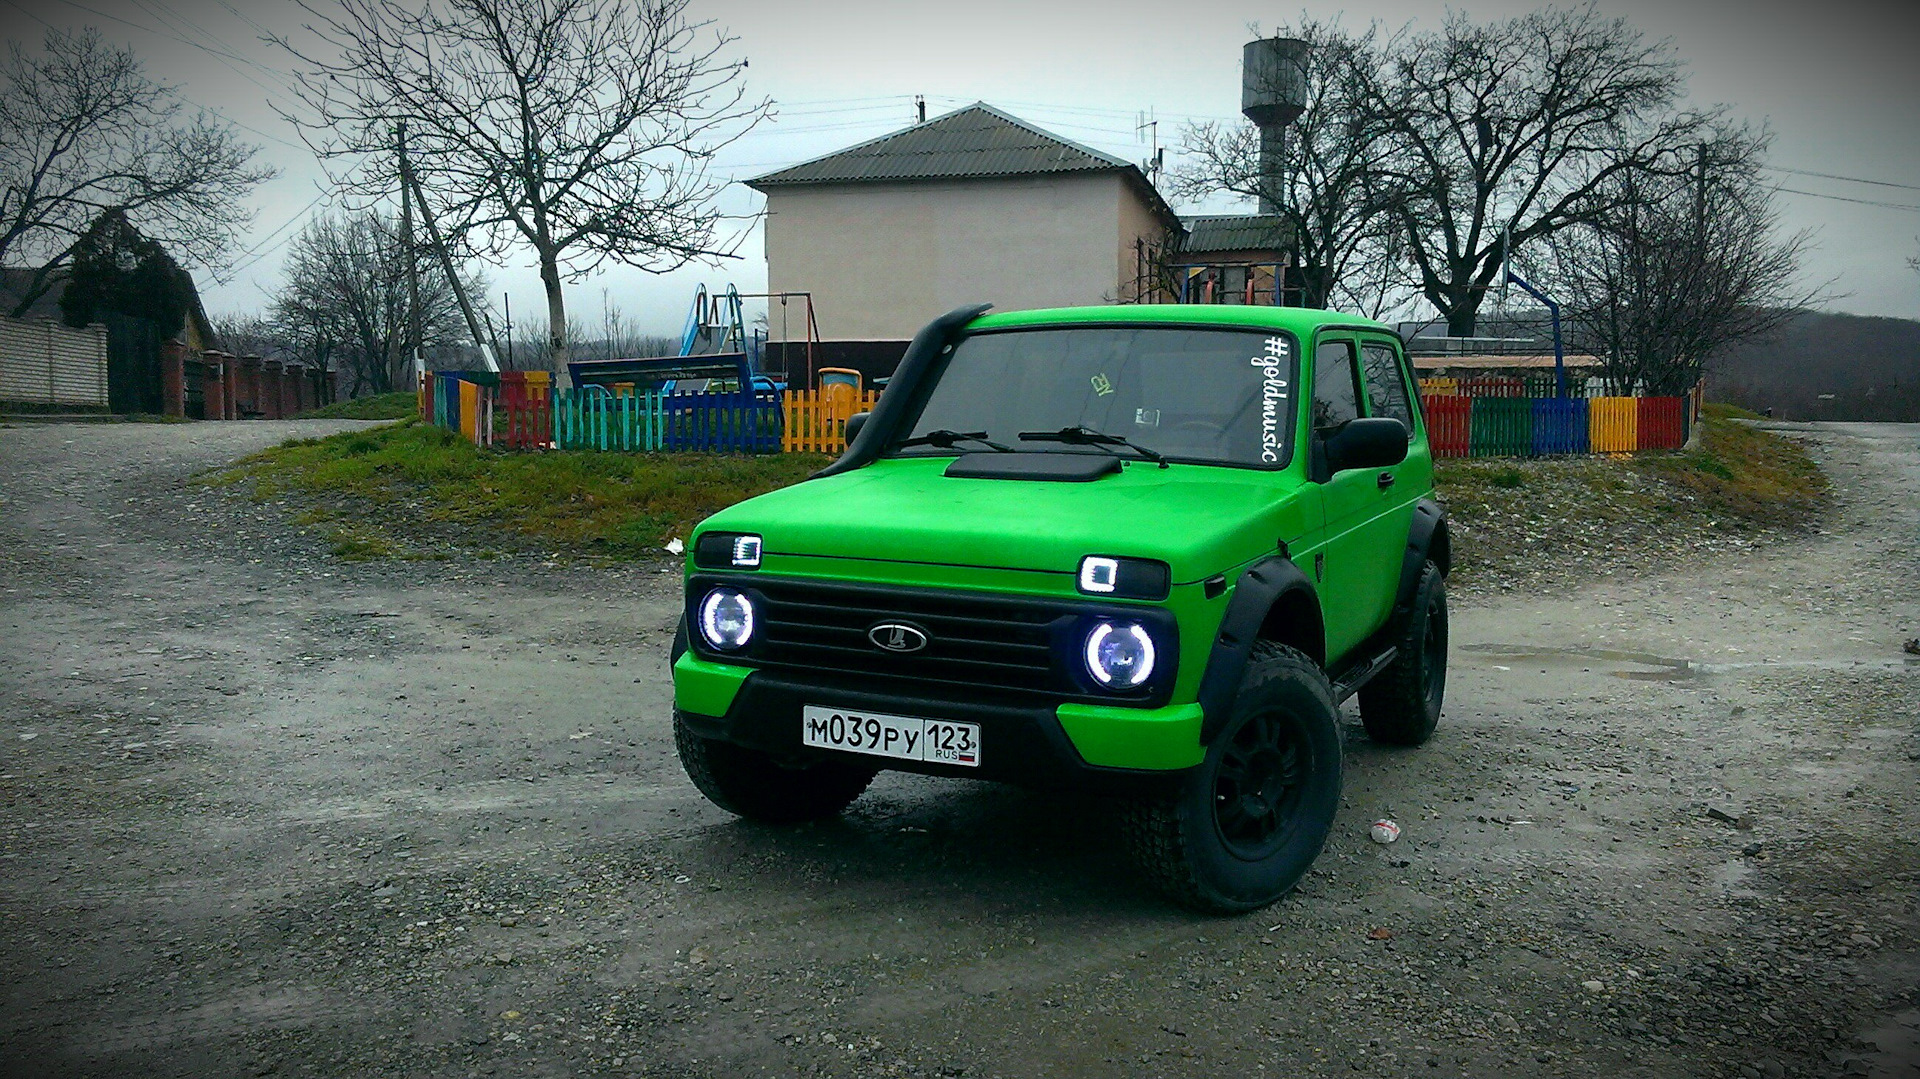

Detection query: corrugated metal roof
xmin=1180 ymin=215 xmax=1292 ymax=254
xmin=748 ymin=103 xmax=1135 ymax=187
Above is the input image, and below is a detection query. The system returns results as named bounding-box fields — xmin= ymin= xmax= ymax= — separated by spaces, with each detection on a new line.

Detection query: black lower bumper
xmin=679 ymin=669 xmax=1194 ymax=797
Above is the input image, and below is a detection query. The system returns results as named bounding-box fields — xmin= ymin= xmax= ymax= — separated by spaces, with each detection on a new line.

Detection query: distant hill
xmin=1709 ymin=310 xmax=1920 ymax=422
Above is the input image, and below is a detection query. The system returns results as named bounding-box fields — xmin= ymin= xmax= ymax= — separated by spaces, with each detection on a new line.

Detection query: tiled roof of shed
xmin=748 ymin=103 xmax=1135 ymax=187
xmin=1180 ymin=214 xmax=1292 ymax=254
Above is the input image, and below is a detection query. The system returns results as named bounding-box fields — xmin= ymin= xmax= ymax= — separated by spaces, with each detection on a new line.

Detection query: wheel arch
xmin=1396 ymin=499 xmax=1450 ymax=614
xmin=1197 ymin=556 xmax=1325 ymax=743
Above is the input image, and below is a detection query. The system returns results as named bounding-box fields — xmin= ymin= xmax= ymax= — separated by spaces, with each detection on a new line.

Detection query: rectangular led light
xmin=1079 ymin=556 xmax=1119 ymax=593
xmin=732 ymin=534 xmax=762 ymax=567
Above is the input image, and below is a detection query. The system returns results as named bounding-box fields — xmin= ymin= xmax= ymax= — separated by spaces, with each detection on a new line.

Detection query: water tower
xmin=1241 ymin=37 xmax=1310 ymax=213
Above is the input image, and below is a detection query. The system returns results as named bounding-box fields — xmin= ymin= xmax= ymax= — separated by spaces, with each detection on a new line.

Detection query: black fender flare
xmin=1197 ymin=556 xmax=1320 ymax=743
xmin=1395 ymin=498 xmax=1450 ymax=614
xmin=811 ymin=302 xmax=993 ymax=479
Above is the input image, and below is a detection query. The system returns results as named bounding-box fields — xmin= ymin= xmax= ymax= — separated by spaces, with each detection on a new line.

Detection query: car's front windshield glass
xmin=895 ymin=326 xmax=1298 ymax=468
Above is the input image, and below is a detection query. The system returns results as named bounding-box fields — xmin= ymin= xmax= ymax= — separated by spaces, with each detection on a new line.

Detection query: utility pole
xmin=398 ymin=124 xmax=422 ymax=385
xmin=398 ymin=138 xmax=499 ymax=372
xmin=1694 ymin=142 xmax=1709 ymax=237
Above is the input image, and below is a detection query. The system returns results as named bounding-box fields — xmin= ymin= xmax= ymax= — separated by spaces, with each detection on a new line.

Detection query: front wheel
xmin=674 ymin=711 xmax=877 ymax=823
xmin=1124 ymin=642 xmax=1343 ymax=913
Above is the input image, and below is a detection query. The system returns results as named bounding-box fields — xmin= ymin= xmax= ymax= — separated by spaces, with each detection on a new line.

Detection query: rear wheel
xmin=674 ymin=711 xmax=877 ymax=823
xmin=1124 ymin=642 xmax=1343 ymax=913
xmin=1358 ymin=560 xmax=1447 ymax=746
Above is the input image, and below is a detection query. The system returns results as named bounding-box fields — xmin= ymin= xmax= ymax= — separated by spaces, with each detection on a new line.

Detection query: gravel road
xmin=1 ymin=419 xmax=1915 ymax=1079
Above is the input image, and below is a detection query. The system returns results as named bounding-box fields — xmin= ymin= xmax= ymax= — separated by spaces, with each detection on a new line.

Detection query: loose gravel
xmin=0 ymin=418 xmax=1915 ymax=1079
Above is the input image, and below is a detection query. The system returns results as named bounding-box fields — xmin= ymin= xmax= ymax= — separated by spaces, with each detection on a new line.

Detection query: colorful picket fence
xmin=423 ymin=373 xmax=782 ymax=453
xmin=415 ymin=370 xmax=1688 ymax=461
xmin=785 ymin=386 xmax=881 ymax=453
xmin=1422 ymin=393 xmax=1686 ymax=459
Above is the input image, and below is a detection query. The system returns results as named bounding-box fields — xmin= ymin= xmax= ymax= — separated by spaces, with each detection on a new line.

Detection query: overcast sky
xmin=4 ymin=0 xmax=1916 ymax=336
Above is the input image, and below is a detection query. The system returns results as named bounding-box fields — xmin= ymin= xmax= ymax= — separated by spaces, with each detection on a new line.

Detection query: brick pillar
xmin=224 ymin=354 xmax=240 ymax=418
xmin=202 ymin=352 xmax=227 ymax=420
xmin=239 ymin=354 xmax=261 ymax=417
xmin=160 ymin=340 xmax=187 ymax=417
xmin=282 ymin=364 xmax=302 ymax=417
xmin=259 ymin=359 xmax=282 ymax=419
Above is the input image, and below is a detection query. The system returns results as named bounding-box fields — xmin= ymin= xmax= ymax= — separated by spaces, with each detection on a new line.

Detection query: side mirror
xmin=1325 ymin=417 xmax=1408 ymax=473
xmin=842 ymin=411 xmax=869 ymax=447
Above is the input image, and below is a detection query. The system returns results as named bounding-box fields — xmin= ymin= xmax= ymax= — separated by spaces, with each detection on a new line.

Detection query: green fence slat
xmin=1469 ymin=397 xmax=1534 ymax=456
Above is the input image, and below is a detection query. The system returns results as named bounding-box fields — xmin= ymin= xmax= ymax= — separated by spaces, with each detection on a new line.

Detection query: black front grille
xmin=688 ymin=574 xmax=1176 ymax=704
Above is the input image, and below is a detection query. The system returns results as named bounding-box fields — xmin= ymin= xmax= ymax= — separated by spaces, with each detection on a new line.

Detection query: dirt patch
xmin=1 ymin=418 xmax=1915 ymax=1079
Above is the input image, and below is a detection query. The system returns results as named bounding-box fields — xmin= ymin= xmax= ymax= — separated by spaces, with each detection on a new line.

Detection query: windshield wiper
xmin=895 ymin=429 xmax=1013 ymax=452
xmin=1017 ymin=425 xmax=1168 ymax=468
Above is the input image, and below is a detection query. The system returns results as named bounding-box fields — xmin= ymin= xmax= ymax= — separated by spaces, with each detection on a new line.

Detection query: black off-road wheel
xmin=1123 ymin=642 xmax=1343 ymax=914
xmin=673 ymin=711 xmax=877 ymax=824
xmin=1358 ymin=559 xmax=1447 ymax=746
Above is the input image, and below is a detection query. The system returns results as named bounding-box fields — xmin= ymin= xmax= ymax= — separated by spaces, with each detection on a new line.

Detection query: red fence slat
xmin=1637 ymin=396 xmax=1685 ymax=450
xmin=1425 ymin=396 xmax=1472 ymax=458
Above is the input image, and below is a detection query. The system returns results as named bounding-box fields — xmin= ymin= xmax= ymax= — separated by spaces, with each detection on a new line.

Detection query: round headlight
xmin=698 ymin=588 xmax=755 ymax=651
xmin=1084 ymin=621 xmax=1156 ymax=690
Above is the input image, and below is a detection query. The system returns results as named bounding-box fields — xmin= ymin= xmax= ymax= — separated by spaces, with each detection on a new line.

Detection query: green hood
xmin=698 ymin=456 xmax=1311 ymax=585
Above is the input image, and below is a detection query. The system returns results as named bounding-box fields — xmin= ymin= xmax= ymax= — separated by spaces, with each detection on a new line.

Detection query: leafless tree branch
xmin=271 ymin=211 xmax=486 ymax=395
xmin=1366 ymin=3 xmax=1713 ymax=334
xmin=0 ymin=28 xmax=274 ymax=317
xmin=273 ymin=0 xmax=767 ymax=365
xmin=1527 ymin=125 xmax=1829 ymax=395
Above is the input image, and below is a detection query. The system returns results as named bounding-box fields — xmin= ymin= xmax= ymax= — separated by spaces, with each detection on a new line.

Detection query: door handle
xmin=1377 ymin=471 xmax=1396 ymax=490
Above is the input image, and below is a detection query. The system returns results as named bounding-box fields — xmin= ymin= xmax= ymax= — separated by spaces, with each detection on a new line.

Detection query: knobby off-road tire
xmin=1123 ymin=641 xmax=1343 ymax=914
xmin=1358 ymin=559 xmax=1447 ymax=746
xmin=673 ymin=711 xmax=877 ymax=824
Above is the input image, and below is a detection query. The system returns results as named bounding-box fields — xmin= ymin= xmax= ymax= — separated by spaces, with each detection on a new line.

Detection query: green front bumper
xmin=673 ymin=653 xmax=1204 ymax=772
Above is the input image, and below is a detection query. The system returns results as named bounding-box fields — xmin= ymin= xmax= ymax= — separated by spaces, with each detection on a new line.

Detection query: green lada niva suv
xmin=671 ymin=303 xmax=1451 ymax=912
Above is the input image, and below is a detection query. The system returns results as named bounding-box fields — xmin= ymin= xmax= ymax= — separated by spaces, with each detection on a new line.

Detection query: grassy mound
xmin=211 ymin=421 xmax=828 ymax=559
xmin=1435 ymin=412 xmax=1828 ymax=590
xmin=296 ymin=392 xmax=418 ymax=421
xmin=1637 ymin=413 xmax=1828 ymax=523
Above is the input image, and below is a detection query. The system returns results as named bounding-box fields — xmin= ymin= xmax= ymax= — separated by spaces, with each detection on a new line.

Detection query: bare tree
xmin=1533 ymin=126 xmax=1821 ymax=396
xmin=271 ymin=211 xmax=484 ymax=396
xmin=0 ymin=28 xmax=272 ymax=316
xmin=276 ymin=0 xmax=766 ymax=367
xmin=210 ymin=312 xmax=289 ymax=358
xmin=1369 ymin=4 xmax=1711 ymax=335
xmin=1169 ymin=19 xmax=1407 ymax=314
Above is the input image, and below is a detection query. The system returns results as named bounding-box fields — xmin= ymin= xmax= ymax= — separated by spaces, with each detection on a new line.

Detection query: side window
xmin=1312 ymin=339 xmax=1361 ymax=434
xmin=1360 ymin=341 xmax=1414 ymax=430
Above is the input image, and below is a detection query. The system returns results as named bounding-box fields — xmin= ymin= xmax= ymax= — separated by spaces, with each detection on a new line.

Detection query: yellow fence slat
xmin=1588 ymin=396 xmax=1638 ymax=453
xmin=458 ymin=380 xmax=480 ymax=443
xmin=783 ymin=386 xmax=879 ymax=454
xmin=1418 ymin=377 xmax=1460 ymax=397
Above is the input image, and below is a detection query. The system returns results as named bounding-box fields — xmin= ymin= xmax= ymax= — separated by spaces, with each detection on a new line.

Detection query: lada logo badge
xmin=868 ymin=622 xmax=929 ymax=653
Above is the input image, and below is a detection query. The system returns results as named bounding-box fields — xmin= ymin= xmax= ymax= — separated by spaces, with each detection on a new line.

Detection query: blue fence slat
xmin=1531 ymin=398 xmax=1590 ymax=455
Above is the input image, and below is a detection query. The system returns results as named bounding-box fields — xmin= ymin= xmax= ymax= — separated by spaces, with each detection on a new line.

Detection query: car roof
xmin=967 ymin=304 xmax=1392 ymax=337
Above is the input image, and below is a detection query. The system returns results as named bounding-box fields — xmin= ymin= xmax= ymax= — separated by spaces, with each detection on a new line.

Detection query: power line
xmin=1771 ymin=185 xmax=1920 ymax=212
xmin=30 ymin=0 xmax=311 ymax=152
xmin=1763 ymin=164 xmax=1920 ymax=193
xmin=209 ymin=189 xmax=331 ymax=285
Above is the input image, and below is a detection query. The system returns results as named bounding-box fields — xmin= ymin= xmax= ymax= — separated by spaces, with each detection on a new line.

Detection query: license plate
xmin=801 ymin=706 xmax=980 ymax=768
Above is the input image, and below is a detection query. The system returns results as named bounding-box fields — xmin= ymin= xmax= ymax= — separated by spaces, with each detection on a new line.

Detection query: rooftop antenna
xmin=1135 ymin=110 xmax=1161 ymax=183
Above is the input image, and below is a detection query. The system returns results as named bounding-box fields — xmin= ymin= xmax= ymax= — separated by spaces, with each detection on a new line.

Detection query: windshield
xmin=896 ymin=326 xmax=1298 ymax=468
